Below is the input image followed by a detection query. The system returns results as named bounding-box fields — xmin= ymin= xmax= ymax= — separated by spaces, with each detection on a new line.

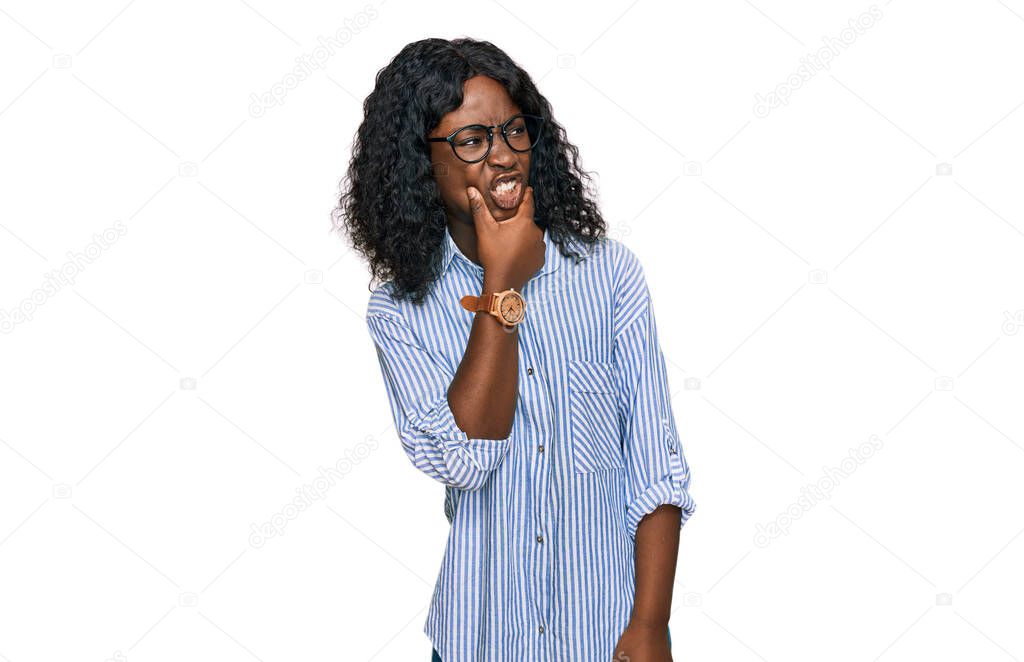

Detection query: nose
xmin=486 ymin=129 xmax=518 ymax=167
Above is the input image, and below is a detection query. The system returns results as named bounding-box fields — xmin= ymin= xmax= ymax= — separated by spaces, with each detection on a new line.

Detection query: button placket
xmin=517 ymin=321 xmax=553 ymax=644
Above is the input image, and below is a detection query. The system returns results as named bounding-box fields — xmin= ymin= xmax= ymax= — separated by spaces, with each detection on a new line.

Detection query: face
xmin=427 ymin=75 xmax=531 ymax=226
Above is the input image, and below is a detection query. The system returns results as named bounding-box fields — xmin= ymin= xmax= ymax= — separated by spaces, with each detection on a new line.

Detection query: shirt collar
xmin=441 ymin=221 xmax=591 ymax=280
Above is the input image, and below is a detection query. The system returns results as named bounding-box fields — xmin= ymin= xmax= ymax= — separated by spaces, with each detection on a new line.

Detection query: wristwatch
xmin=460 ymin=288 xmax=526 ymax=328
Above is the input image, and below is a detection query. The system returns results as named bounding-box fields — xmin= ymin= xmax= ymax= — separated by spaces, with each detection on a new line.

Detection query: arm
xmin=614 ymin=504 xmax=681 ymax=659
xmin=365 ymin=273 xmax=521 ymax=491
xmin=631 ymin=504 xmax=681 ymax=629
xmin=448 ymin=270 xmax=523 ymax=440
xmin=612 ymin=253 xmax=696 ymax=634
xmin=365 ymin=182 xmax=542 ymax=490
xmin=447 ymin=183 xmax=543 ymax=443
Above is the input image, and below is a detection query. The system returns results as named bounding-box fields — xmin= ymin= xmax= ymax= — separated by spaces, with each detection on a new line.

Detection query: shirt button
xmin=537 ymin=444 xmax=544 ymax=453
xmin=536 ymin=534 xmax=544 ymax=543
xmin=527 ymin=366 xmax=534 ymax=375
xmin=538 ymin=624 xmax=545 ymax=634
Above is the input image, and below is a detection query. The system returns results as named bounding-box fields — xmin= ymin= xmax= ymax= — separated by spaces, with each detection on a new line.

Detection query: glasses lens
xmin=505 ymin=115 xmax=543 ymax=152
xmin=452 ymin=126 xmax=489 ymax=162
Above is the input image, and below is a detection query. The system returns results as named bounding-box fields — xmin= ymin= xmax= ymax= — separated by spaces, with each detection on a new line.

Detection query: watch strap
xmin=460 ymin=289 xmax=525 ymax=328
xmin=459 ymin=293 xmax=495 ymax=313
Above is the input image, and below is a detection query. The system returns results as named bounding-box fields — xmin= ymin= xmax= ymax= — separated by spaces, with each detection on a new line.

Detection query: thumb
xmin=466 ymin=187 xmax=494 ymax=228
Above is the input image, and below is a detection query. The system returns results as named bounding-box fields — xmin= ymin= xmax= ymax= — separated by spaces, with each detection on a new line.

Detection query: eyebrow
xmin=443 ymin=113 xmax=521 ymax=132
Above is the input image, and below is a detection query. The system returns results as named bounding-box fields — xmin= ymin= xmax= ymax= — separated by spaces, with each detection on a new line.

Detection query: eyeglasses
xmin=427 ymin=114 xmax=545 ymax=164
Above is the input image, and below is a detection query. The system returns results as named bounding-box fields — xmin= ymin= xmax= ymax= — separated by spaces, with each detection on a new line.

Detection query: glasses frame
xmin=427 ymin=113 xmax=545 ymax=164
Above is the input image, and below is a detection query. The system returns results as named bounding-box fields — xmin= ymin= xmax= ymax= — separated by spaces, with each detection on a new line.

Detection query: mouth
xmin=487 ymin=173 xmax=524 ymax=210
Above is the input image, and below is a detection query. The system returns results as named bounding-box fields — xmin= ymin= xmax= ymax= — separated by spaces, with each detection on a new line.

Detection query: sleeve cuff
xmin=406 ymin=392 xmax=513 ymax=490
xmin=624 ymin=476 xmax=696 ymax=542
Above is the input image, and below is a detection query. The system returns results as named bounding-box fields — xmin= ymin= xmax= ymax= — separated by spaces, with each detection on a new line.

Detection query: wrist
xmin=628 ymin=614 xmax=670 ymax=631
xmin=482 ymin=271 xmax=522 ymax=293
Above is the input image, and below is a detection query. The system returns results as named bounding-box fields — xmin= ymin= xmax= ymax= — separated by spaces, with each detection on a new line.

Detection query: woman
xmin=335 ymin=37 xmax=696 ymax=661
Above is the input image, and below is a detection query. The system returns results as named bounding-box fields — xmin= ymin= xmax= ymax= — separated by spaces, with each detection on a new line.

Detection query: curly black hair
xmin=332 ymin=37 xmax=607 ymax=305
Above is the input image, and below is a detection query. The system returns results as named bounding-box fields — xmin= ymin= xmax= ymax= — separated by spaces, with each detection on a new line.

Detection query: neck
xmin=447 ymin=220 xmax=482 ymax=267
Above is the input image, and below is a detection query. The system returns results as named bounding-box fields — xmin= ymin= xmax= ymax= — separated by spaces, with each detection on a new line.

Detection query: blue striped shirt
xmin=365 ymin=223 xmax=696 ymax=661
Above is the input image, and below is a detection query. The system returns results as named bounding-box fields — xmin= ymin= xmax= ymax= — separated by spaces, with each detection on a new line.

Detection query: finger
xmin=466 ymin=187 xmax=496 ymax=231
xmin=518 ymin=185 xmax=535 ymax=219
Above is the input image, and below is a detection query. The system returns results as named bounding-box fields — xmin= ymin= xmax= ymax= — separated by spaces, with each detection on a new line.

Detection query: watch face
xmin=498 ymin=291 xmax=526 ymax=324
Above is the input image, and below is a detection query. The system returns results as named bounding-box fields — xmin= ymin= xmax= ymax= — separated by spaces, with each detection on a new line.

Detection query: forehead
xmin=437 ymin=75 xmax=522 ymax=130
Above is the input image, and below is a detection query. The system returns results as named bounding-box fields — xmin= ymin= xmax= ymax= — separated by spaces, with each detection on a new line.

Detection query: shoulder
xmin=366 ymin=282 xmax=418 ymax=346
xmin=366 ymin=281 xmax=402 ymax=321
xmin=593 ymin=236 xmax=651 ymax=333
xmin=365 ymin=280 xmax=443 ymax=350
xmin=585 ymin=234 xmax=646 ymax=284
xmin=365 ymin=283 xmax=426 ymax=351
xmin=588 ymin=234 xmax=648 ymax=299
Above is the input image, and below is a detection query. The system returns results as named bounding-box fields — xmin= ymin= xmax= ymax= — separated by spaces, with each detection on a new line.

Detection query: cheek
xmin=435 ymin=170 xmax=461 ymax=194
xmin=433 ymin=174 xmax=469 ymax=213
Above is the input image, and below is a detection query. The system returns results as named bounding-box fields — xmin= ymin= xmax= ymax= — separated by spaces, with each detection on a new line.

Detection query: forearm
xmin=629 ymin=504 xmax=682 ymax=628
xmin=446 ymin=270 xmax=521 ymax=439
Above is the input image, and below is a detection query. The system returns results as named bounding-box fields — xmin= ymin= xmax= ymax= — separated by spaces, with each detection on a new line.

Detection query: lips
xmin=488 ymin=173 xmax=523 ymax=210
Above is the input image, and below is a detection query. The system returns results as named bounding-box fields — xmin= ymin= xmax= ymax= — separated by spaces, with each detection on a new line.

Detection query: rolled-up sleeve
xmin=613 ymin=255 xmax=696 ymax=542
xmin=366 ymin=310 xmax=513 ymax=491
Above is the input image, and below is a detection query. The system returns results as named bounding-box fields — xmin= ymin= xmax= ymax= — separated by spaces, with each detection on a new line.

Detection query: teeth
xmin=494 ymin=179 xmax=518 ymax=193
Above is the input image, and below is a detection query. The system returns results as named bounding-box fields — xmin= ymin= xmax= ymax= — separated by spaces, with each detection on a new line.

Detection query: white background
xmin=2 ymin=1 xmax=1023 ymax=660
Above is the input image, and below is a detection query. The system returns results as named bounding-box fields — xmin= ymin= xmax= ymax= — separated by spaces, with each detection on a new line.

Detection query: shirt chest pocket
xmin=567 ymin=359 xmax=624 ymax=473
